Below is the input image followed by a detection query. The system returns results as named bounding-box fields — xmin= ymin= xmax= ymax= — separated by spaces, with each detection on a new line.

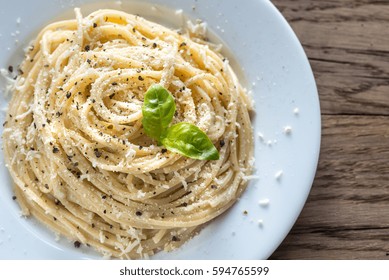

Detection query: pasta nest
xmin=2 ymin=9 xmax=253 ymax=259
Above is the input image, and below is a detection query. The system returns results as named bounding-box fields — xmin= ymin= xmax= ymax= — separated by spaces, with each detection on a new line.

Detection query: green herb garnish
xmin=142 ymin=84 xmax=176 ymax=144
xmin=142 ymin=84 xmax=220 ymax=160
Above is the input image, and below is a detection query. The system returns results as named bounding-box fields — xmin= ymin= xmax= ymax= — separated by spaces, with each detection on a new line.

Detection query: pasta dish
xmin=2 ymin=8 xmax=254 ymax=258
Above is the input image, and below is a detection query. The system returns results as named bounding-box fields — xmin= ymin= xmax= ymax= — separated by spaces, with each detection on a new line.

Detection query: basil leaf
xmin=161 ymin=122 xmax=220 ymax=160
xmin=142 ymin=84 xmax=176 ymax=142
xmin=141 ymin=85 xmax=219 ymax=160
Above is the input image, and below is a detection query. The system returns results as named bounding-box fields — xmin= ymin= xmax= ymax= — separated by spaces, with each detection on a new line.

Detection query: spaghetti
xmin=2 ymin=8 xmax=254 ymax=258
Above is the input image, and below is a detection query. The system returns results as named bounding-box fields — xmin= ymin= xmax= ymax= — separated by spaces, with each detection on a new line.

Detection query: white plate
xmin=0 ymin=0 xmax=320 ymax=259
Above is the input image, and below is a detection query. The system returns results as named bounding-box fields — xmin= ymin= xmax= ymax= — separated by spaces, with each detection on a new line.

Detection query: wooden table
xmin=269 ymin=0 xmax=389 ymax=259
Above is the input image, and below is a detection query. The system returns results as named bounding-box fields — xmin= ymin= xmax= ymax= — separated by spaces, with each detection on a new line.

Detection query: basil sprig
xmin=142 ymin=84 xmax=220 ymax=160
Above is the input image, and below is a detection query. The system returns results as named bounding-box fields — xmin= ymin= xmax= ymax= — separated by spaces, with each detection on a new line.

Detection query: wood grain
xmin=274 ymin=0 xmax=389 ymax=115
xmin=271 ymin=116 xmax=389 ymax=259
xmin=269 ymin=0 xmax=389 ymax=259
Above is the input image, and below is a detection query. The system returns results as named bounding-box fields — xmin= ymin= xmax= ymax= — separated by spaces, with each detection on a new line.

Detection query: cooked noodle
xmin=2 ymin=8 xmax=253 ymax=259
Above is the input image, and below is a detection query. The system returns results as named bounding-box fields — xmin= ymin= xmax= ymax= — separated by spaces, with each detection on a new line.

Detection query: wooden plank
xmin=272 ymin=0 xmax=389 ymax=115
xmin=270 ymin=115 xmax=389 ymax=259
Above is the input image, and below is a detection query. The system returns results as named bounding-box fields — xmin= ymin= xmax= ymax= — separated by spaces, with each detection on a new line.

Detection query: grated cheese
xmin=257 ymin=132 xmax=265 ymax=142
xmin=275 ymin=170 xmax=283 ymax=180
xmin=174 ymin=171 xmax=187 ymax=190
xmin=258 ymin=198 xmax=270 ymax=207
xmin=0 ymin=68 xmax=16 ymax=97
xmin=283 ymin=126 xmax=292 ymax=134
